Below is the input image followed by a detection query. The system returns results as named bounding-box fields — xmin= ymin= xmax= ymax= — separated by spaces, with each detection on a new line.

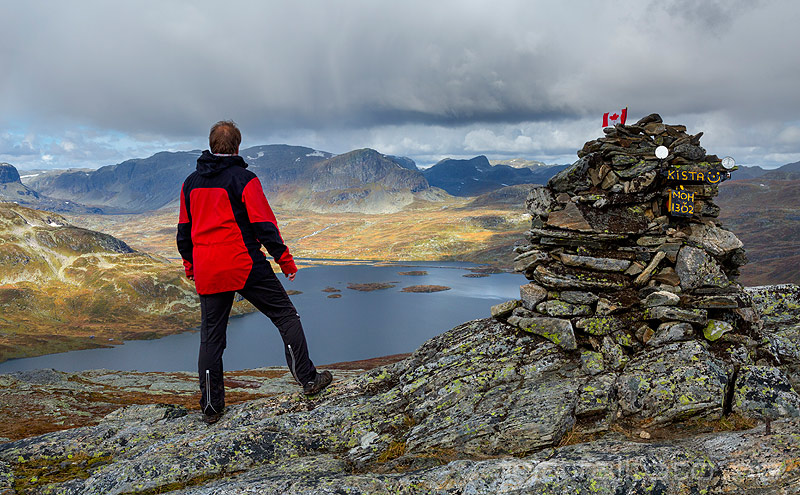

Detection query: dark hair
xmin=209 ymin=120 xmax=242 ymax=154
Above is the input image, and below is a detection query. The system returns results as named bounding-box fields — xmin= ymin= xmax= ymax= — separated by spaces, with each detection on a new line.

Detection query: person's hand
xmin=286 ymin=271 xmax=296 ymax=281
xmin=187 ymin=274 xmax=194 ymax=281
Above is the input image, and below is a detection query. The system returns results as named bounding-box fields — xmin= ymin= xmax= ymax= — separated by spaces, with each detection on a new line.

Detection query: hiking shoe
xmin=303 ymin=370 xmax=333 ymax=395
xmin=202 ymin=407 xmax=224 ymax=425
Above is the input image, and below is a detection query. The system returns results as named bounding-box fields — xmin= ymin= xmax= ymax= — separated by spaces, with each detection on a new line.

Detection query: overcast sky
xmin=2 ymin=0 xmax=799 ymax=170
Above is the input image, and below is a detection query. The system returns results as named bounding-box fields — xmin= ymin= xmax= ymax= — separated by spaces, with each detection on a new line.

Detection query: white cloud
xmin=777 ymin=126 xmax=800 ymax=146
xmin=762 ymin=152 xmax=800 ymax=165
xmin=464 ymin=129 xmax=533 ymax=153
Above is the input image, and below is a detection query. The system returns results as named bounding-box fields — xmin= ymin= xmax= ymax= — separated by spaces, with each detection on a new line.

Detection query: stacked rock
xmin=493 ymin=113 xmax=758 ymax=365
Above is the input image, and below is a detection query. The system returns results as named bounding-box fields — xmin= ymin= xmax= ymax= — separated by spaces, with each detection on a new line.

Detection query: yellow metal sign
xmin=667 ymin=189 xmax=694 ymax=217
xmin=664 ymin=168 xmax=725 ymax=184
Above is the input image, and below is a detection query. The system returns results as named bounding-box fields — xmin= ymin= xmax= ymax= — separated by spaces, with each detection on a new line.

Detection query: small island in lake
xmin=400 ymin=285 xmax=451 ymax=293
xmin=347 ymin=282 xmax=397 ymax=291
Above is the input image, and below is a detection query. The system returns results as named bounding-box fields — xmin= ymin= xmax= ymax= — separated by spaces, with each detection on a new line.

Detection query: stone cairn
xmin=492 ymin=113 xmax=759 ymax=367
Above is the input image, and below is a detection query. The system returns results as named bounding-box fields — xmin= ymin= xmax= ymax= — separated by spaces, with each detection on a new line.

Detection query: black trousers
xmin=198 ymin=270 xmax=317 ymax=414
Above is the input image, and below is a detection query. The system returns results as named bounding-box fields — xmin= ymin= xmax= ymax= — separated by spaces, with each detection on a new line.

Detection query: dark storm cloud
xmin=1 ymin=0 xmax=799 ymax=168
xmin=0 ymin=1 xmax=576 ymax=134
xmin=659 ymin=0 xmax=762 ymax=33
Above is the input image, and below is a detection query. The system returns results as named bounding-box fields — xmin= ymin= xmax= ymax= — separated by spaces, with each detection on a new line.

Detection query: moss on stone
xmin=11 ymin=452 xmax=112 ymax=493
xmin=577 ymin=317 xmax=618 ymax=336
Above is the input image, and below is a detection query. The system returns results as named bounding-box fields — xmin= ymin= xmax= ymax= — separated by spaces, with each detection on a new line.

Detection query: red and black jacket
xmin=176 ymin=151 xmax=296 ymax=295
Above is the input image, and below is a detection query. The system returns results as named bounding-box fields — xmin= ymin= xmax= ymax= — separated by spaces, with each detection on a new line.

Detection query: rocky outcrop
xmin=2 ymin=317 xmax=799 ymax=494
xmin=748 ymin=284 xmax=800 ymax=397
xmin=0 ymin=163 xmax=21 ymax=184
xmin=385 ymin=155 xmax=418 ymax=171
xmin=0 ymin=365 xmax=369 ymax=443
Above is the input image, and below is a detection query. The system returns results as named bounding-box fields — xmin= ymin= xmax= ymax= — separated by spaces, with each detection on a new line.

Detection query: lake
xmin=0 ymin=262 xmax=523 ymax=373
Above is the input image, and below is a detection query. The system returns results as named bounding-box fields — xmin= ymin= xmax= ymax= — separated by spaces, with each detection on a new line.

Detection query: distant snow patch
xmin=295 ymin=223 xmax=342 ymax=241
xmin=306 ymin=150 xmax=327 ymax=158
xmin=246 ymin=151 xmax=265 ymax=160
xmin=19 ymin=174 xmax=40 ymax=179
xmin=48 ymin=222 xmax=63 ymax=227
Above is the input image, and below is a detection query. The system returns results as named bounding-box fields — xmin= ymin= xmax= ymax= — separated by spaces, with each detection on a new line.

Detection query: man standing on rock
xmin=176 ymin=120 xmax=332 ymax=424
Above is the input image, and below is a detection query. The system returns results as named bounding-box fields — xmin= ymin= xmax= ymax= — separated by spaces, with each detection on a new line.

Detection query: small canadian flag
xmin=603 ymin=108 xmax=627 ymax=127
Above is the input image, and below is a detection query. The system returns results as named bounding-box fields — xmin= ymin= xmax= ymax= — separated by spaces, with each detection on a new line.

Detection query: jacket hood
xmin=196 ymin=150 xmax=248 ymax=177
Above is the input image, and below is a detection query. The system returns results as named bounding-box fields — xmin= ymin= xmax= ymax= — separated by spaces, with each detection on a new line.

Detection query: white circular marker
xmin=655 ymin=146 xmax=669 ymax=159
xmin=721 ymin=156 xmax=735 ymax=169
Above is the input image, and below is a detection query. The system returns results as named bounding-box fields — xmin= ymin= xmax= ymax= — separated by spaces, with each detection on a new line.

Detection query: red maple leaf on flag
xmin=603 ymin=108 xmax=628 ymax=127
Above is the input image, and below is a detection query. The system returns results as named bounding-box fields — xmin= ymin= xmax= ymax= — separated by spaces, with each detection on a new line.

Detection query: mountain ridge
xmin=22 ymin=147 xmax=572 ymax=214
xmin=423 ymin=155 xmax=568 ymax=196
xmin=25 ymin=146 xmax=437 ymax=214
xmin=0 ymin=163 xmax=101 ymax=214
xmin=761 ymin=160 xmax=800 ymax=180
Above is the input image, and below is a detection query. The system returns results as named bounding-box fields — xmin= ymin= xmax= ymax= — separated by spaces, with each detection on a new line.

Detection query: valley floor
xmin=65 ymin=198 xmax=528 ymax=268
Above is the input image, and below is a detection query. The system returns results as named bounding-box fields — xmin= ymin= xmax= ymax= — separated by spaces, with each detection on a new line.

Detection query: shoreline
xmin=0 ymin=261 xmax=511 ymax=371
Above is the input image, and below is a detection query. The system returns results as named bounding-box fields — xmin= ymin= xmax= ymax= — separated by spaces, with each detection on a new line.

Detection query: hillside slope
xmin=0 ymin=203 xmax=218 ymax=362
xmin=717 ymin=178 xmax=800 ymax=285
